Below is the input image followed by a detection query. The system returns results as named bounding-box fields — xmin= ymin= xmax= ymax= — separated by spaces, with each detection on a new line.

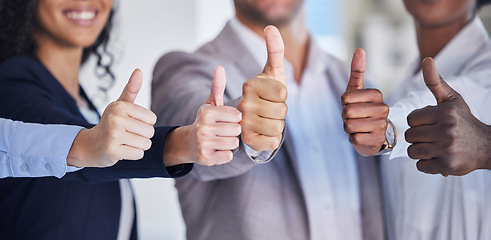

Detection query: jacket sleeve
xmin=0 ymin=61 xmax=192 ymax=183
xmin=151 ymin=52 xmax=284 ymax=182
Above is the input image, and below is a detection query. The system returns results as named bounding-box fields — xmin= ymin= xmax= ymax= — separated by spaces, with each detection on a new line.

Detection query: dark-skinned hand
xmin=405 ymin=57 xmax=491 ymax=176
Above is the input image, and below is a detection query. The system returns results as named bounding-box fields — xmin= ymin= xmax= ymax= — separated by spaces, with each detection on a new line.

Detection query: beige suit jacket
xmin=152 ymin=22 xmax=385 ymax=240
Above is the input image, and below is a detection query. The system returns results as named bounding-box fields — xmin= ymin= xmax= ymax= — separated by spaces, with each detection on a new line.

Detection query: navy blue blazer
xmin=0 ymin=56 xmax=193 ymax=240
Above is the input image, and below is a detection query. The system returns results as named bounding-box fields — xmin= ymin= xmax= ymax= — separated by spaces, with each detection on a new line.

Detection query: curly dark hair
xmin=0 ymin=0 xmax=115 ymax=91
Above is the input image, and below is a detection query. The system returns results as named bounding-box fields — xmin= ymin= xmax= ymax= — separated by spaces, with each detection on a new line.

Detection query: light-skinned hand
xmin=68 ymin=69 xmax=157 ymax=167
xmin=163 ymin=66 xmax=242 ymax=166
xmin=238 ymin=25 xmax=288 ymax=152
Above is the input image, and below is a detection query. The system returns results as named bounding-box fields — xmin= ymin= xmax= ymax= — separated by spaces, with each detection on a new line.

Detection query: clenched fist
xmin=238 ymin=25 xmax=288 ymax=152
xmin=341 ymin=49 xmax=389 ymax=156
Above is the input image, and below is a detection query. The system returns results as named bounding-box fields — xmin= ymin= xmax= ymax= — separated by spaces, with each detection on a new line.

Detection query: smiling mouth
xmin=66 ymin=11 xmax=96 ymax=21
xmin=63 ymin=9 xmax=98 ymax=26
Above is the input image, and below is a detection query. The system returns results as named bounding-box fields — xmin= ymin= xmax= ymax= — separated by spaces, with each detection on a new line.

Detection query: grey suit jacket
xmin=152 ymin=22 xmax=385 ymax=240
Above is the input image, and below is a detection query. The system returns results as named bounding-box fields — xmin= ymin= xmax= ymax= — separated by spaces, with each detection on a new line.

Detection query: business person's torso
xmin=0 ymin=56 xmax=127 ymax=240
xmin=156 ymin=21 xmax=384 ymax=240
xmin=381 ymin=17 xmax=491 ymax=240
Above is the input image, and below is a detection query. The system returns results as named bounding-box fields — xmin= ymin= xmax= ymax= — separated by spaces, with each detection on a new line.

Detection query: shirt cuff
xmin=243 ymin=144 xmax=274 ymax=163
xmin=8 ymin=122 xmax=84 ymax=178
xmin=387 ymin=109 xmax=411 ymax=159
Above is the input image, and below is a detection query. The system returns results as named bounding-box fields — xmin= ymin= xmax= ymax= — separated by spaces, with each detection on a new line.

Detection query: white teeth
xmin=67 ymin=11 xmax=95 ymax=20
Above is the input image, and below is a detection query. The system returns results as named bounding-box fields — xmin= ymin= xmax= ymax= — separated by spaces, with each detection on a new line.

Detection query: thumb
xmin=422 ymin=57 xmax=458 ymax=104
xmin=263 ymin=25 xmax=286 ymax=85
xmin=118 ymin=69 xmax=143 ymax=103
xmin=206 ymin=66 xmax=226 ymax=106
xmin=346 ymin=48 xmax=366 ymax=91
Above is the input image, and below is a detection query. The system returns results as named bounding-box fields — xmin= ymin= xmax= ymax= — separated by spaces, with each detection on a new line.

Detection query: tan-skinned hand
xmin=238 ymin=25 xmax=288 ymax=152
xmin=341 ymin=48 xmax=389 ymax=157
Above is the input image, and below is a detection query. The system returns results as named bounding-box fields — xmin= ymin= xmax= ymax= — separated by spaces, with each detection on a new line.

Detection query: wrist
xmin=482 ymin=125 xmax=491 ymax=170
xmin=377 ymin=119 xmax=397 ymax=155
xmin=67 ymin=129 xmax=91 ymax=168
xmin=162 ymin=126 xmax=194 ymax=167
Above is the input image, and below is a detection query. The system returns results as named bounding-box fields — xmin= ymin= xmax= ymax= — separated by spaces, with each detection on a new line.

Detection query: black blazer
xmin=0 ymin=56 xmax=193 ymax=240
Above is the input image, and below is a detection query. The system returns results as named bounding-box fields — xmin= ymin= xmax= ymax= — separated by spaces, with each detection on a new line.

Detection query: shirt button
xmin=45 ymin=164 xmax=52 ymax=171
xmin=20 ymin=165 xmax=28 ymax=172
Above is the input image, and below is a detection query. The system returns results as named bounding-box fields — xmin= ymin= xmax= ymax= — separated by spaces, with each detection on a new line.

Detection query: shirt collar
xmin=430 ymin=17 xmax=488 ymax=76
xmin=229 ymin=17 xmax=268 ymax=67
xmin=229 ymin=17 xmax=329 ymax=77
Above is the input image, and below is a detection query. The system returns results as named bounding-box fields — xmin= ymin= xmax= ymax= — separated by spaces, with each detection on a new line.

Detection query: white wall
xmin=79 ymin=0 xmax=490 ymax=239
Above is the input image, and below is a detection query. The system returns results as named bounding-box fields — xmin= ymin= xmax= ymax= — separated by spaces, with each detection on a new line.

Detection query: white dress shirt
xmin=381 ymin=17 xmax=491 ymax=240
xmin=79 ymin=101 xmax=135 ymax=240
xmin=230 ymin=17 xmax=363 ymax=240
xmin=0 ymin=118 xmax=83 ymax=178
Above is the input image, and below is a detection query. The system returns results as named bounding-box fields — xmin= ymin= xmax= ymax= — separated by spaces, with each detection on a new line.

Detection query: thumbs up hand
xmin=175 ymin=66 xmax=242 ymax=166
xmin=341 ymin=49 xmax=389 ymax=157
xmin=405 ymin=57 xmax=491 ymax=176
xmin=68 ymin=69 xmax=158 ymax=167
xmin=237 ymin=25 xmax=288 ymax=152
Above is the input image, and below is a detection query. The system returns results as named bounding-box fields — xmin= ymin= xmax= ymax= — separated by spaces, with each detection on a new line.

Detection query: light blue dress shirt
xmin=0 ymin=118 xmax=83 ymax=179
xmin=230 ymin=17 xmax=362 ymax=240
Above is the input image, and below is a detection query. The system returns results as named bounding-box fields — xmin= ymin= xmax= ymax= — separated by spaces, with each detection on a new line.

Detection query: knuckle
xmin=234 ymin=124 xmax=242 ymax=136
xmin=277 ymin=85 xmax=287 ymax=102
xmin=407 ymin=145 xmax=417 ymax=159
xmin=112 ymin=101 xmax=125 ymax=112
xmin=371 ymin=88 xmax=383 ymax=97
xmin=143 ymin=139 xmax=152 ymax=150
xmin=378 ymin=119 xmax=388 ymax=131
xmin=340 ymin=92 xmax=350 ymax=104
xmin=149 ymin=112 xmax=157 ymax=125
xmin=344 ymin=120 xmax=354 ymax=133
xmin=416 ymin=161 xmax=428 ymax=173
xmin=381 ymin=105 xmax=389 ymax=117
xmin=269 ymin=136 xmax=281 ymax=150
xmin=136 ymin=150 xmax=145 ymax=160
xmin=278 ymin=103 xmax=288 ymax=118
xmin=440 ymin=124 xmax=456 ymax=141
xmin=274 ymin=121 xmax=285 ymax=134
xmin=234 ymin=137 xmax=240 ymax=148
xmin=240 ymin=118 xmax=253 ymax=130
xmin=196 ymin=125 xmax=209 ymax=139
xmin=148 ymin=125 xmax=156 ymax=138
xmin=234 ymin=109 xmax=243 ymax=122
xmin=349 ymin=134 xmax=362 ymax=145
xmin=242 ymin=81 xmax=255 ymax=93
xmin=238 ymin=101 xmax=254 ymax=113
xmin=107 ymin=114 xmax=120 ymax=126
xmin=200 ymin=109 xmax=213 ymax=121
xmin=342 ymin=106 xmax=352 ymax=118
xmin=241 ymin=132 xmax=254 ymax=145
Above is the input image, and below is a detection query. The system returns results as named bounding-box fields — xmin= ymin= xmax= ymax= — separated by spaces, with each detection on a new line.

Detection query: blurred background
xmin=79 ymin=1 xmax=491 ymax=239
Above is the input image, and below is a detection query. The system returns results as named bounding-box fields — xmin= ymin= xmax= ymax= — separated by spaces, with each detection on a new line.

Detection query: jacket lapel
xmin=209 ymin=22 xmax=385 ymax=239
xmin=325 ymin=63 xmax=386 ymax=240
